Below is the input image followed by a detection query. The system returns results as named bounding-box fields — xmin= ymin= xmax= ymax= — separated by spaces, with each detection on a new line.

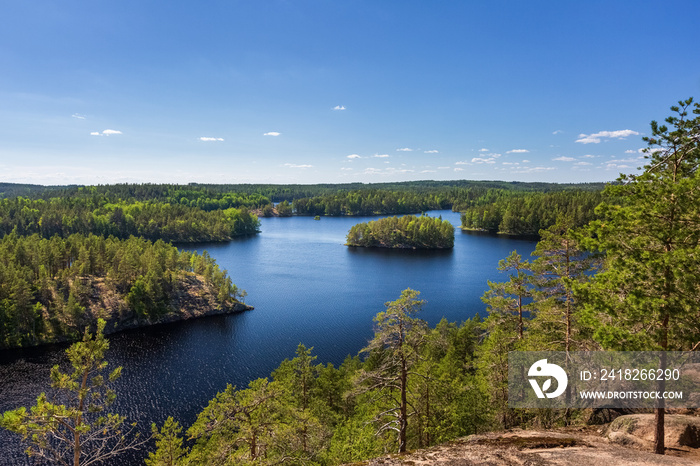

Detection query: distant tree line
xmin=460 ymin=190 xmax=603 ymax=236
xmin=346 ymin=215 xmax=455 ymax=249
xmin=5 ymin=181 xmax=606 ymax=238
xmin=0 ymin=197 xmax=260 ymax=243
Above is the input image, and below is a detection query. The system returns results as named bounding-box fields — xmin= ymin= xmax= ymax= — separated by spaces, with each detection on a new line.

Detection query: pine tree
xmin=581 ymin=98 xmax=700 ymax=454
xmin=353 ymin=288 xmax=428 ymax=453
xmin=0 ymin=319 xmax=145 ymax=466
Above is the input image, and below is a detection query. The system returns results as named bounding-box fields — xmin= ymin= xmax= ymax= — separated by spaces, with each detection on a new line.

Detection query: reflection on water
xmin=0 ymin=210 xmax=535 ymax=464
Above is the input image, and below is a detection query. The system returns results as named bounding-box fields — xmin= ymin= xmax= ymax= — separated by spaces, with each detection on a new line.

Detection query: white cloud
xmin=582 ymin=154 xmax=596 ymax=158
xmin=438 ymin=166 xmax=451 ymax=170
xmin=511 ymin=166 xmax=556 ymax=174
xmin=341 ymin=167 xmax=353 ymax=171
xmin=471 ymin=157 xmax=497 ymax=164
xmin=454 ymin=167 xmax=465 ymax=172
xmin=625 ymin=150 xmax=637 ymax=154
xmin=424 ymin=150 xmax=439 ymax=154
xmin=333 ymin=105 xmax=346 ymax=110
xmin=199 ymin=137 xmax=224 ymax=142
xmin=455 ymin=161 xmax=471 ymax=165
xmin=373 ymin=154 xmax=389 ymax=158
xmin=347 ymin=154 xmax=361 ymax=159
xmin=638 ymin=147 xmax=664 ymax=154
xmin=284 ymin=163 xmax=313 ymax=169
xmin=604 ymin=162 xmax=631 ymax=170
xmin=396 ymin=148 xmax=413 ymax=152
xmin=522 ymin=159 xmax=531 ymax=163
xmin=506 ymin=149 xmax=529 ymax=154
xmin=576 ymin=129 xmax=639 ymax=144
xmin=612 ymin=157 xmax=644 ymax=164
xmin=91 ymin=129 xmax=122 ymax=136
xmin=363 ymin=167 xmax=415 ymax=176
xmin=264 ymin=132 xmax=281 ymax=136
xmin=478 ymin=148 xmax=489 ymax=152
xmin=574 ymin=162 xmax=592 ymax=166
xmin=421 ymin=170 xmax=437 ymax=173
xmin=553 ymin=156 xmax=575 ymax=162
xmin=552 ymin=130 xmax=563 ymax=135
xmin=72 ymin=113 xmax=86 ymax=120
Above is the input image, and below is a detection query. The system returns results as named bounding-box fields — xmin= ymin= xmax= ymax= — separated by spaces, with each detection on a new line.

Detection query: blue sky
xmin=1 ymin=1 xmax=699 ymax=185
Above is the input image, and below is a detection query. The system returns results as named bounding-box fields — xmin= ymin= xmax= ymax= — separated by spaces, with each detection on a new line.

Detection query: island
xmin=346 ymin=214 xmax=454 ymax=249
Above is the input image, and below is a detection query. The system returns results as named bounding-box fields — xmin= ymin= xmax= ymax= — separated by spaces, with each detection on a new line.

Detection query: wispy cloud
xmin=90 ymin=129 xmax=122 ymax=136
xmin=553 ymin=130 xmax=563 ymax=135
xmin=72 ymin=113 xmax=86 ymax=120
xmin=347 ymin=154 xmax=361 ymax=159
xmin=264 ymin=132 xmax=281 ymax=136
xmin=363 ymin=167 xmax=414 ymax=176
xmin=604 ymin=162 xmax=631 ymax=170
xmin=471 ymin=157 xmax=497 ymax=164
xmin=424 ymin=150 xmax=439 ymax=154
xmin=455 ymin=161 xmax=471 ymax=165
xmin=341 ymin=167 xmax=353 ymax=171
xmin=199 ymin=137 xmax=224 ymax=142
xmin=478 ymin=148 xmax=489 ymax=152
xmin=284 ymin=163 xmax=313 ymax=169
xmin=574 ymin=161 xmax=592 ymax=166
xmin=373 ymin=154 xmax=389 ymax=158
xmin=396 ymin=148 xmax=413 ymax=152
xmin=511 ymin=166 xmax=556 ymax=173
xmin=576 ymin=129 xmax=639 ymax=144
xmin=454 ymin=167 xmax=465 ymax=172
xmin=333 ymin=105 xmax=346 ymax=111
xmin=507 ymin=149 xmax=529 ymax=154
xmin=553 ymin=156 xmax=575 ymax=162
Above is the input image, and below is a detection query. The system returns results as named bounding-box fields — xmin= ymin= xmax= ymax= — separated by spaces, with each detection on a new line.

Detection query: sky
xmin=1 ymin=0 xmax=699 ymax=186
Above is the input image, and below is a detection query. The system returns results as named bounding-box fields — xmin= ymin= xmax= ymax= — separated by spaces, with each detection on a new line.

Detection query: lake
xmin=0 ymin=210 xmax=535 ymax=464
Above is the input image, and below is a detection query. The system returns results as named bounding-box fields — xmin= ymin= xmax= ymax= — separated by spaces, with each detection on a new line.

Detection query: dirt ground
xmin=354 ymin=427 xmax=700 ymax=465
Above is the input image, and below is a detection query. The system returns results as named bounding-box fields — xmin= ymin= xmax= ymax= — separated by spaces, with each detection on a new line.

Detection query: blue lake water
xmin=0 ymin=210 xmax=535 ymax=464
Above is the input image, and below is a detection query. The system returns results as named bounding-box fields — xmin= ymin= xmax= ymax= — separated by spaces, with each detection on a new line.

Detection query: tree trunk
xmin=655 ymin=315 xmax=669 ymax=455
xmin=399 ymin=357 xmax=408 ymax=453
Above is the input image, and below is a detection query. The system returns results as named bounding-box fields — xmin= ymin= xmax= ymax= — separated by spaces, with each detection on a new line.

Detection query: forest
xmin=346 ymin=215 xmax=455 ymax=249
xmin=459 ymin=189 xmax=603 ymax=236
xmin=0 ymin=196 xmax=261 ymax=243
xmin=1 ymin=180 xmax=604 ymax=240
xmin=0 ymin=233 xmax=247 ymax=349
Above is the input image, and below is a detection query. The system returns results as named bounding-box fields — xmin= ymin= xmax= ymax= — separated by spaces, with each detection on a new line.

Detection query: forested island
xmin=346 ymin=214 xmax=454 ymax=249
